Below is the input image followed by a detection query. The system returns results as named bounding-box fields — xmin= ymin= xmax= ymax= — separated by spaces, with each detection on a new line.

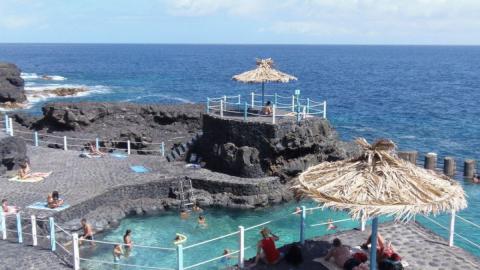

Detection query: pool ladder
xmin=178 ymin=178 xmax=195 ymax=210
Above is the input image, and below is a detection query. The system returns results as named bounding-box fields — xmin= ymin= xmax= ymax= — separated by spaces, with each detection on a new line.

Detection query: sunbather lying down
xmin=2 ymin=199 xmax=19 ymax=215
xmin=80 ymin=143 xmax=106 ymax=158
xmin=18 ymin=160 xmax=51 ymax=180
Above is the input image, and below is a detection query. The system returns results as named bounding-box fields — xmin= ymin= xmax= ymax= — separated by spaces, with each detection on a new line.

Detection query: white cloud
xmin=0 ymin=16 xmax=37 ymax=29
xmin=164 ymin=0 xmax=268 ymax=17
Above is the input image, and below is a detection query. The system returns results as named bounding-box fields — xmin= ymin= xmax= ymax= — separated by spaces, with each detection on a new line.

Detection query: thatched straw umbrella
xmin=232 ymin=58 xmax=297 ymax=106
xmin=294 ymin=138 xmax=467 ymax=270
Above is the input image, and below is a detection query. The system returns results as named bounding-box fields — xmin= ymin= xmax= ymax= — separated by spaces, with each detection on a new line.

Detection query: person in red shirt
xmin=250 ymin=227 xmax=282 ymax=267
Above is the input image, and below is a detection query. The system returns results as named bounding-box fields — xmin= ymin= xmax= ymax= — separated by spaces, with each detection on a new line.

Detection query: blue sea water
xmin=1 ymin=44 xmax=480 ymax=267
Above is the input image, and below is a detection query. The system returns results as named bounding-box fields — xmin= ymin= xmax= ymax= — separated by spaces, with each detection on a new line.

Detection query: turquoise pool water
xmin=81 ymin=201 xmax=365 ymax=270
xmin=81 ymin=181 xmax=480 ymax=270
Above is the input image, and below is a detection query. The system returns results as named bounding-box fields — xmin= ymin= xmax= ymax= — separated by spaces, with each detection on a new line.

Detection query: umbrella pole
xmin=261 ymin=82 xmax=265 ymax=106
xmin=370 ymin=217 xmax=379 ymax=270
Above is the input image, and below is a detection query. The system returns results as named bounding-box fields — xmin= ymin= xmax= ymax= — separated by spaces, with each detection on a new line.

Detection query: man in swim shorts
xmin=79 ymin=218 xmax=95 ymax=245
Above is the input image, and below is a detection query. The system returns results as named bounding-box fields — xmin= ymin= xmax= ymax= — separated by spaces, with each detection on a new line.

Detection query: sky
xmin=0 ymin=0 xmax=480 ymax=45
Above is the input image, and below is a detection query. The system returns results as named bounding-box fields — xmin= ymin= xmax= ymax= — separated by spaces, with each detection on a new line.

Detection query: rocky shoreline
xmin=0 ymin=61 xmax=358 ymax=242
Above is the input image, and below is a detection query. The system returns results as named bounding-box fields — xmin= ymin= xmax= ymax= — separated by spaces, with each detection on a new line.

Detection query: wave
xmin=21 ymin=72 xmax=40 ymax=80
xmin=0 ymin=84 xmax=111 ymax=111
xmin=122 ymin=93 xmax=193 ymax=104
xmin=21 ymin=72 xmax=66 ymax=81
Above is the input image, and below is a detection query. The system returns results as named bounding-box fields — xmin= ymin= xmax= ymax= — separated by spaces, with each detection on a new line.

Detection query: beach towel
xmin=130 ymin=165 xmax=150 ymax=173
xmin=27 ymin=202 xmax=70 ymax=211
xmin=111 ymin=153 xmax=128 ymax=159
xmin=79 ymin=153 xmax=102 ymax=159
xmin=8 ymin=172 xmax=52 ymax=183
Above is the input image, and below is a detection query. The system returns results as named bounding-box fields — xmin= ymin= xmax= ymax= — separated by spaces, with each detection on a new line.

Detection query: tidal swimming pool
xmin=80 ymin=201 xmax=361 ymax=270
xmin=79 ymin=195 xmax=480 ymax=270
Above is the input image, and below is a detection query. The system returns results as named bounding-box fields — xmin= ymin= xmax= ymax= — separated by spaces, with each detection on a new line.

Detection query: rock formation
xmin=0 ymin=63 xmax=26 ymax=103
xmin=196 ymin=114 xmax=360 ymax=180
xmin=0 ymin=136 xmax=28 ymax=174
xmin=13 ymin=102 xmax=204 ymax=153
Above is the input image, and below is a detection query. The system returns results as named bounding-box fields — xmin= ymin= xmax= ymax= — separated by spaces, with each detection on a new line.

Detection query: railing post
xmin=127 ymin=140 xmax=131 ymax=155
xmin=72 ymin=233 xmax=80 ymax=270
xmin=63 ymin=136 xmax=67 ymax=151
xmin=251 ymin=92 xmax=254 ymax=108
xmin=238 ymin=94 xmax=241 ymax=105
xmin=223 ymin=95 xmax=227 ymax=111
xmin=49 ymin=217 xmax=56 ymax=251
xmin=307 ymin=98 xmax=310 ymax=114
xmin=243 ymin=102 xmax=247 ymax=121
xmin=0 ymin=212 xmax=6 ymax=240
xmin=16 ymin=213 xmax=22 ymax=243
xmin=4 ymin=114 xmax=9 ymax=134
xmin=9 ymin=118 xmax=13 ymax=136
xmin=272 ymin=104 xmax=276 ymax=124
xmin=302 ymin=106 xmax=306 ymax=119
xmin=238 ymin=226 xmax=245 ymax=268
xmin=300 ymin=205 xmax=306 ymax=244
xmin=34 ymin=131 xmax=39 ymax=147
xmin=206 ymin=97 xmax=210 ymax=113
xmin=449 ymin=210 xmax=456 ymax=247
xmin=274 ymin=93 xmax=278 ymax=105
xmin=323 ymin=101 xmax=327 ymax=119
xmin=95 ymin=138 xmax=100 ymax=150
xmin=177 ymin=244 xmax=184 ymax=270
xmin=31 ymin=215 xmax=37 ymax=246
xmin=291 ymin=95 xmax=295 ymax=112
xmin=361 ymin=214 xmax=366 ymax=232
xmin=220 ymin=100 xmax=224 ymax=118
xmin=161 ymin=142 xmax=165 ymax=157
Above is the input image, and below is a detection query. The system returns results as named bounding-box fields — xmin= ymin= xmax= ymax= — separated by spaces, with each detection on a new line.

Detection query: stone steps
xmin=166 ymin=132 xmax=202 ymax=162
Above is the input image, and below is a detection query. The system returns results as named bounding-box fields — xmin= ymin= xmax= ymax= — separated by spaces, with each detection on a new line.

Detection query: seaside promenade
xmin=0 ymin=143 xmax=479 ymax=269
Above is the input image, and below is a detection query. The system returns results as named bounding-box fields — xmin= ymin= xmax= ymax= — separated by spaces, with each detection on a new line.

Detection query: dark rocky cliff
xmin=0 ymin=63 xmax=26 ymax=103
xmin=196 ymin=114 xmax=359 ymax=180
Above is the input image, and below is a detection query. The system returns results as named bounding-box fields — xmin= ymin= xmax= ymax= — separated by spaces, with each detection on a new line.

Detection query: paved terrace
xmin=1 ymin=145 xmax=480 ymax=269
xmin=249 ymin=222 xmax=480 ymax=270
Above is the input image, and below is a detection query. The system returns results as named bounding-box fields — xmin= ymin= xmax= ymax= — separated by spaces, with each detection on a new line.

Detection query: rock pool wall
xmin=197 ymin=114 xmax=359 ymax=179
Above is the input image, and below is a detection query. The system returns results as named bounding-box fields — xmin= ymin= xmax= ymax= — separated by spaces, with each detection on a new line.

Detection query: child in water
xmin=113 ymin=244 xmax=124 ymax=262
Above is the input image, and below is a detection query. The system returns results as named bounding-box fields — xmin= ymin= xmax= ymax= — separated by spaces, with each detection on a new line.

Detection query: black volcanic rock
xmin=197 ymin=114 xmax=360 ymax=180
xmin=0 ymin=136 xmax=28 ymax=174
xmin=0 ymin=63 xmax=26 ymax=103
xmin=14 ymin=102 xmax=205 ymax=153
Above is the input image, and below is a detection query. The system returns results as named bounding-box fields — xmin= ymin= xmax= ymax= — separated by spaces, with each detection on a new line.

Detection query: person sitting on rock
xmin=262 ymin=101 xmax=273 ymax=115
xmin=47 ymin=191 xmax=64 ymax=209
xmin=79 ymin=218 xmax=95 ymax=245
xmin=1 ymin=199 xmax=19 ymax=214
xmin=250 ymin=227 xmax=282 ymax=267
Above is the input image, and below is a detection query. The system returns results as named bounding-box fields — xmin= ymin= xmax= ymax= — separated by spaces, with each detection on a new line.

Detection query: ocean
xmin=1 ymin=44 xmax=480 ymax=261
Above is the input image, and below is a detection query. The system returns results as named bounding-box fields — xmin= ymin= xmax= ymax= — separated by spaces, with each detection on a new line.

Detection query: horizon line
xmin=1 ymin=42 xmax=480 ymax=46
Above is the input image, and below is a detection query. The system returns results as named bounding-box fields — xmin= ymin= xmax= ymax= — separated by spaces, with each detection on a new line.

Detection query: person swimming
xmin=174 ymin=233 xmax=187 ymax=245
xmin=123 ymin=229 xmax=133 ymax=249
xmin=197 ymin=215 xmax=207 ymax=228
xmin=180 ymin=208 xmax=189 ymax=219
xmin=327 ymin=218 xmax=337 ymax=230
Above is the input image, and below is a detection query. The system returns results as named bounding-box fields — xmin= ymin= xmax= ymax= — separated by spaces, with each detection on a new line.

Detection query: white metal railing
xmin=0 ymin=116 xmax=189 ymax=157
xmin=206 ymin=91 xmax=327 ymax=123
